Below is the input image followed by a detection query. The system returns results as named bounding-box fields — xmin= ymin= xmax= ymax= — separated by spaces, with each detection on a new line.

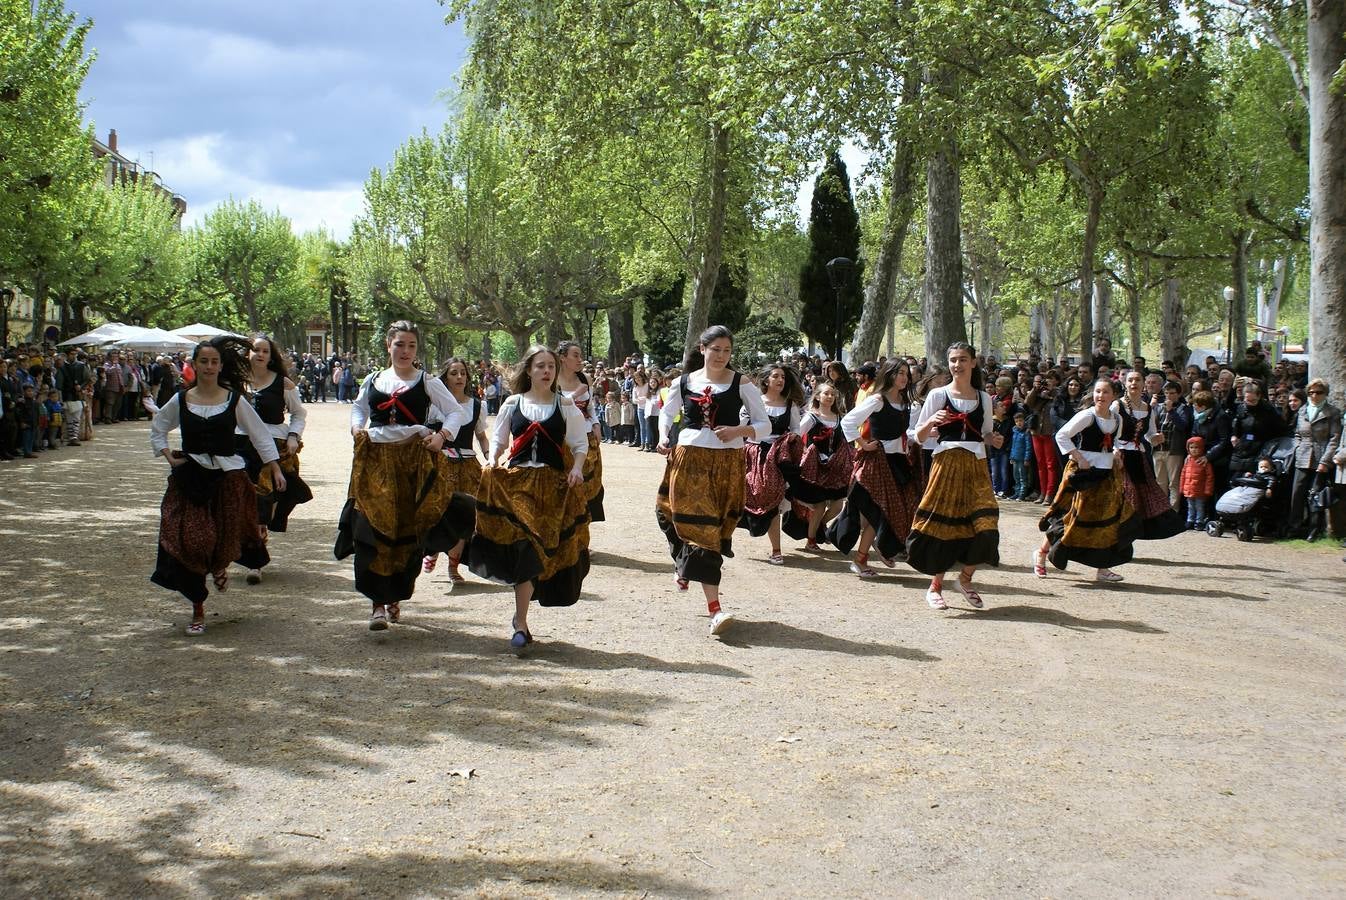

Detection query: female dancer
xmin=827 ymin=359 xmax=921 ymax=577
xmin=556 ymin=341 xmax=604 ymax=522
xmin=150 ymin=336 xmax=287 ymax=635
xmin=237 ymin=335 xmax=312 ymax=585
xmin=468 ymin=346 xmax=589 ymax=650
xmin=907 ymin=343 xmax=1002 ymax=610
xmin=1113 ymin=370 xmax=1185 ymax=539
xmin=739 ymin=363 xmax=803 ymax=564
xmin=422 ymin=358 xmax=491 ymax=586
xmin=1034 ymin=378 xmax=1140 ymax=582
xmin=781 ymin=380 xmax=854 ymax=551
xmin=656 ymin=326 xmax=770 ymax=635
xmin=336 ymin=321 xmax=471 ymax=631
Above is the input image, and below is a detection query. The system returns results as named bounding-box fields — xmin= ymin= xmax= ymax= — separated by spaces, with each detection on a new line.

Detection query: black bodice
xmin=181 ymin=389 xmax=242 ymax=456
xmin=680 ymin=372 xmax=743 ymax=431
xmin=869 ymin=398 xmax=909 ymax=442
xmin=367 ymin=372 xmax=430 ymax=427
xmin=934 ymin=393 xmax=985 ymax=443
xmin=508 ymin=398 xmax=566 ymax=470
xmin=252 ymin=375 xmax=286 ymax=425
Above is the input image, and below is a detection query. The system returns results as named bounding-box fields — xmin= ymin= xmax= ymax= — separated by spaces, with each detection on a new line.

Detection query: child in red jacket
xmin=1181 ymin=435 xmax=1216 ymax=529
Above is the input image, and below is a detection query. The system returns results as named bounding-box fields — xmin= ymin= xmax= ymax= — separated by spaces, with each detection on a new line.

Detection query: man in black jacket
xmin=1228 ymin=381 xmax=1285 ymax=474
xmin=59 ymin=348 xmax=88 ymax=445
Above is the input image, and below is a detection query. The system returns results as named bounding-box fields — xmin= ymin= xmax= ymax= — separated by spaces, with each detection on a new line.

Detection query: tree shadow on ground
xmin=1072 ymin=580 xmax=1267 ymax=601
xmin=716 ymin=620 xmax=938 ymax=661
xmin=588 ymin=550 xmax=672 ymax=575
xmin=1 ymin=789 xmax=710 ymax=898
xmin=1130 ymin=558 xmax=1268 ymax=573
xmin=945 ymin=605 xmax=1166 ymax=633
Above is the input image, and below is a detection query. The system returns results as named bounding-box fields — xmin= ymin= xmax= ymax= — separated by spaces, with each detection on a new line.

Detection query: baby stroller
xmin=1206 ymin=435 xmax=1294 ymax=541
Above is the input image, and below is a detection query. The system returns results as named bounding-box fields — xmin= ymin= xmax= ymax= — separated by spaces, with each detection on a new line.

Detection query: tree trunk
xmin=510 ymin=328 xmax=532 ymax=359
xmin=72 ymin=299 xmax=87 ymax=336
xmin=921 ymin=128 xmax=965 ymax=367
xmin=1307 ymin=0 xmax=1345 ymax=405
xmin=1078 ymin=188 xmax=1102 ymax=366
xmin=328 ymin=286 xmax=340 ymax=356
xmin=1123 ymin=256 xmax=1142 ymax=360
xmin=1259 ymin=256 xmax=1292 ymax=338
xmin=28 ymin=275 xmax=48 ymax=343
xmin=481 ymin=331 xmax=493 ymax=364
xmin=683 ymin=122 xmax=731 ymax=364
xmin=607 ymin=302 xmax=635 ymax=364
xmin=1160 ymin=268 xmax=1185 ymax=368
xmin=1230 ymin=229 xmax=1250 ymax=362
xmin=851 ymin=87 xmax=919 ymax=363
xmin=1092 ymin=276 xmax=1112 ymax=350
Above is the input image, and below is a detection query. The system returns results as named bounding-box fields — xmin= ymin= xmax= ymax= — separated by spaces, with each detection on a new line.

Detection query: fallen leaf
xmin=449 ymin=767 xmax=475 ymax=779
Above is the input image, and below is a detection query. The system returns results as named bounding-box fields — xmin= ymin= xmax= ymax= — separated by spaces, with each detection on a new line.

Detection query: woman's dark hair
xmin=555 ymin=340 xmax=583 ymax=361
xmin=759 ymin=363 xmax=805 ymax=407
xmin=438 ymin=356 xmax=473 ymax=393
xmin=699 ymin=325 xmax=734 ymax=348
xmin=825 ymin=361 xmax=858 ymax=406
xmin=510 ymin=345 xmax=560 ymax=396
xmin=252 ymin=334 xmax=287 ymax=376
xmin=914 ymin=368 xmax=950 ymax=403
xmin=946 ymin=341 xmax=984 ymax=390
xmin=873 ymin=358 xmax=914 ymax=405
xmin=385 ymin=320 xmax=419 ymax=343
xmin=193 ymin=335 xmax=253 ymax=394
xmin=810 ymin=379 xmax=848 ymax=415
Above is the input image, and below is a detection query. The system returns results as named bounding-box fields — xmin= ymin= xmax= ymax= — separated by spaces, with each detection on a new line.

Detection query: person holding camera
xmin=1152 ymin=381 xmax=1193 ymax=510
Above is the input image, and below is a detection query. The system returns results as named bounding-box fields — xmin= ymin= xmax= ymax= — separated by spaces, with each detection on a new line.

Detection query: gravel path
xmin=2 ymin=404 xmax=1344 ymax=897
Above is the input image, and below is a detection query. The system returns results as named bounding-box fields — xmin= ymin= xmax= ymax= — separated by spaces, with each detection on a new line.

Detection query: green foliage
xmin=798 ymin=152 xmax=863 ymax=356
xmin=733 ymin=313 xmax=802 ymax=370
xmin=188 ymin=200 xmax=300 ymax=333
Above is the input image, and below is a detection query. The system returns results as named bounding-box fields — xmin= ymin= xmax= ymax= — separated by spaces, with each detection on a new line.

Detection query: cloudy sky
xmin=73 ymin=1 xmax=468 ymax=239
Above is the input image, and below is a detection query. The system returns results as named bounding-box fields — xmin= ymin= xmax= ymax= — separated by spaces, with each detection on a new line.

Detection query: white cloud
xmin=147 ymin=132 xmax=366 ymax=238
xmin=123 ymin=21 xmax=363 ymax=79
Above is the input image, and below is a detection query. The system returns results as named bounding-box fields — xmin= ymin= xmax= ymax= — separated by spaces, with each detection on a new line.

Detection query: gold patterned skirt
xmin=467 ymin=453 xmax=590 ymax=606
xmin=656 ymin=445 xmax=745 ymax=586
xmin=334 ymin=433 xmax=475 ymax=605
xmin=246 ymin=437 xmax=314 ymax=533
xmin=905 ymin=447 xmax=1000 ymax=574
xmin=1039 ymin=460 xmax=1141 ymax=569
xmin=582 ymin=431 xmax=605 ymax=522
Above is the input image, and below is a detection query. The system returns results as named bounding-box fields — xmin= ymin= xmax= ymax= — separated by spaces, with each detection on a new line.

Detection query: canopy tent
xmin=110 ymin=327 xmax=199 ymax=352
xmin=169 ymin=323 xmax=241 ymax=341
xmin=57 ymin=322 xmax=138 ymax=347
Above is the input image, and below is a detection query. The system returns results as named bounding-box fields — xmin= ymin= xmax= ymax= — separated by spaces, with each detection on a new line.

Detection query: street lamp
xmin=0 ymin=288 xmax=12 ymax=349
xmin=1222 ymin=285 xmax=1236 ymax=364
xmin=968 ymin=310 xmax=980 ymax=350
xmin=583 ymin=302 xmax=600 ymax=360
xmin=825 ymin=257 xmax=853 ymax=361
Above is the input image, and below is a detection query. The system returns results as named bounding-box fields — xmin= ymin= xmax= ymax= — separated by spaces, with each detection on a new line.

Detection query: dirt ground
xmin=2 ymin=403 xmax=1344 ymax=898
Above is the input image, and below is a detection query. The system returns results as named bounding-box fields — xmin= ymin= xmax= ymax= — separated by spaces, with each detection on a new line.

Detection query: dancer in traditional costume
xmin=335 ymin=321 xmax=471 ymax=631
xmin=827 ymin=359 xmax=921 ymax=577
xmin=907 ymin=343 xmax=1002 ymax=610
xmin=656 ymin=326 xmax=770 ymax=635
xmin=422 ymin=358 xmax=491 ymax=586
xmin=780 ymin=381 xmax=854 ymax=551
xmin=1113 ymin=370 xmax=1185 ymax=539
xmin=150 ymin=336 xmax=287 ymax=635
xmin=237 ymin=335 xmax=312 ymax=585
xmin=556 ymin=341 xmax=604 ymax=522
xmin=1034 ymin=378 xmax=1140 ymax=582
xmin=738 ymin=364 xmax=802 ymax=564
xmin=468 ymin=345 xmax=590 ymax=650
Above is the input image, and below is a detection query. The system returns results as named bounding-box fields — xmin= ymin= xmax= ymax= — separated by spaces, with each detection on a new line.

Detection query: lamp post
xmin=1222 ymin=285 xmax=1236 ymax=364
xmin=583 ymin=302 xmax=600 ymax=361
xmin=824 ymin=257 xmax=853 ymax=361
xmin=968 ymin=311 xmax=980 ymax=351
xmin=0 ymin=288 xmax=12 ymax=349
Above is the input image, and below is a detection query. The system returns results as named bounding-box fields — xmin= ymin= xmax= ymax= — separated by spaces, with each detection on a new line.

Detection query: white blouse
xmin=915 ymin=387 xmax=994 ymax=459
xmin=558 ymin=378 xmax=597 ymax=429
xmin=1056 ymin=409 xmax=1120 ymax=469
xmin=150 ymin=393 xmax=279 ymax=472
xmin=743 ymin=401 xmax=802 ymax=443
xmin=351 ymin=369 xmax=468 ymax=444
xmin=236 ymin=374 xmax=308 ymax=442
xmin=659 ymin=372 xmax=771 ymax=450
xmin=488 ymin=394 xmax=590 ymax=468
xmin=842 ymin=393 xmax=912 ymax=454
xmin=1110 ymin=400 xmax=1157 ymax=451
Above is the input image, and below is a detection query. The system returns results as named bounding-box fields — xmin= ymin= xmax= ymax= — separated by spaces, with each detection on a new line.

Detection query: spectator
xmin=1228 ymin=380 xmax=1285 ymax=474
xmin=101 ymin=350 xmax=125 ymax=423
xmin=1153 ymin=381 xmax=1192 ymax=509
xmin=59 ymin=348 xmax=88 ymax=445
xmin=1180 ymin=436 xmax=1215 ymax=530
xmin=1189 ymin=390 xmax=1233 ymax=496
xmin=1009 ymin=411 xmax=1033 ymax=500
xmin=15 ymin=383 xmax=38 ymax=458
xmin=1233 ymin=346 xmax=1272 ymax=387
xmin=43 ymin=389 xmax=62 ymax=450
xmin=1286 ymin=379 xmax=1342 ymax=538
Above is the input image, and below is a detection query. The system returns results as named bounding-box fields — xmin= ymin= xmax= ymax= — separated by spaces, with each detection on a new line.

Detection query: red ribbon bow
xmin=943 ymin=410 xmax=978 ymax=438
xmin=508 ymin=419 xmax=562 ymax=460
xmin=810 ymin=425 xmax=835 ymax=446
xmin=688 ymin=385 xmax=717 ymax=426
xmin=376 ymin=387 xmax=419 ymax=425
xmin=1101 ymin=432 xmax=1114 ymax=452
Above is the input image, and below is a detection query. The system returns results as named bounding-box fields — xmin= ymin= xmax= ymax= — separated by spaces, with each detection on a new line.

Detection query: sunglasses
xmin=1308 ymin=389 xmax=1326 ymax=395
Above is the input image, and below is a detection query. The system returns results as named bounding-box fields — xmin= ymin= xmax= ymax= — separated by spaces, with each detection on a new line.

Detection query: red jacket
xmin=1181 ymin=455 xmax=1215 ymax=499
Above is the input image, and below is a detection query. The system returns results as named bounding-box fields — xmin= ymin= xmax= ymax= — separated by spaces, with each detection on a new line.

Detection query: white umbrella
xmin=58 ymin=322 xmax=137 ymax=346
xmin=112 ymin=327 xmax=199 ymax=352
xmin=170 ymin=322 xmax=242 ymax=341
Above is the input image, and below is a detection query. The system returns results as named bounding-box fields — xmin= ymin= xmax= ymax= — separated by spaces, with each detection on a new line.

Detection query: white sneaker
xmin=245 ymin=568 xmax=263 ymax=585
xmin=1096 ymin=568 xmax=1124 ymax=583
xmin=709 ymin=610 xmax=735 ymax=635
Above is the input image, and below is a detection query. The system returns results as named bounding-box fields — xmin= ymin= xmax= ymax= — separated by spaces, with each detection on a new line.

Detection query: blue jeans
xmin=989 ymin=448 xmax=1011 ymax=495
xmin=1185 ymin=497 xmax=1208 ymax=528
xmin=1011 ymin=459 xmax=1029 ymax=498
xmin=636 ymin=413 xmax=649 ymax=447
xmin=599 ymin=417 xmax=612 ymax=441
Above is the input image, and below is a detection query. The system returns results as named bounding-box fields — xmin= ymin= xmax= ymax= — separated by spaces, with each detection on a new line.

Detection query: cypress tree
xmin=798 ymin=152 xmax=863 ymax=358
